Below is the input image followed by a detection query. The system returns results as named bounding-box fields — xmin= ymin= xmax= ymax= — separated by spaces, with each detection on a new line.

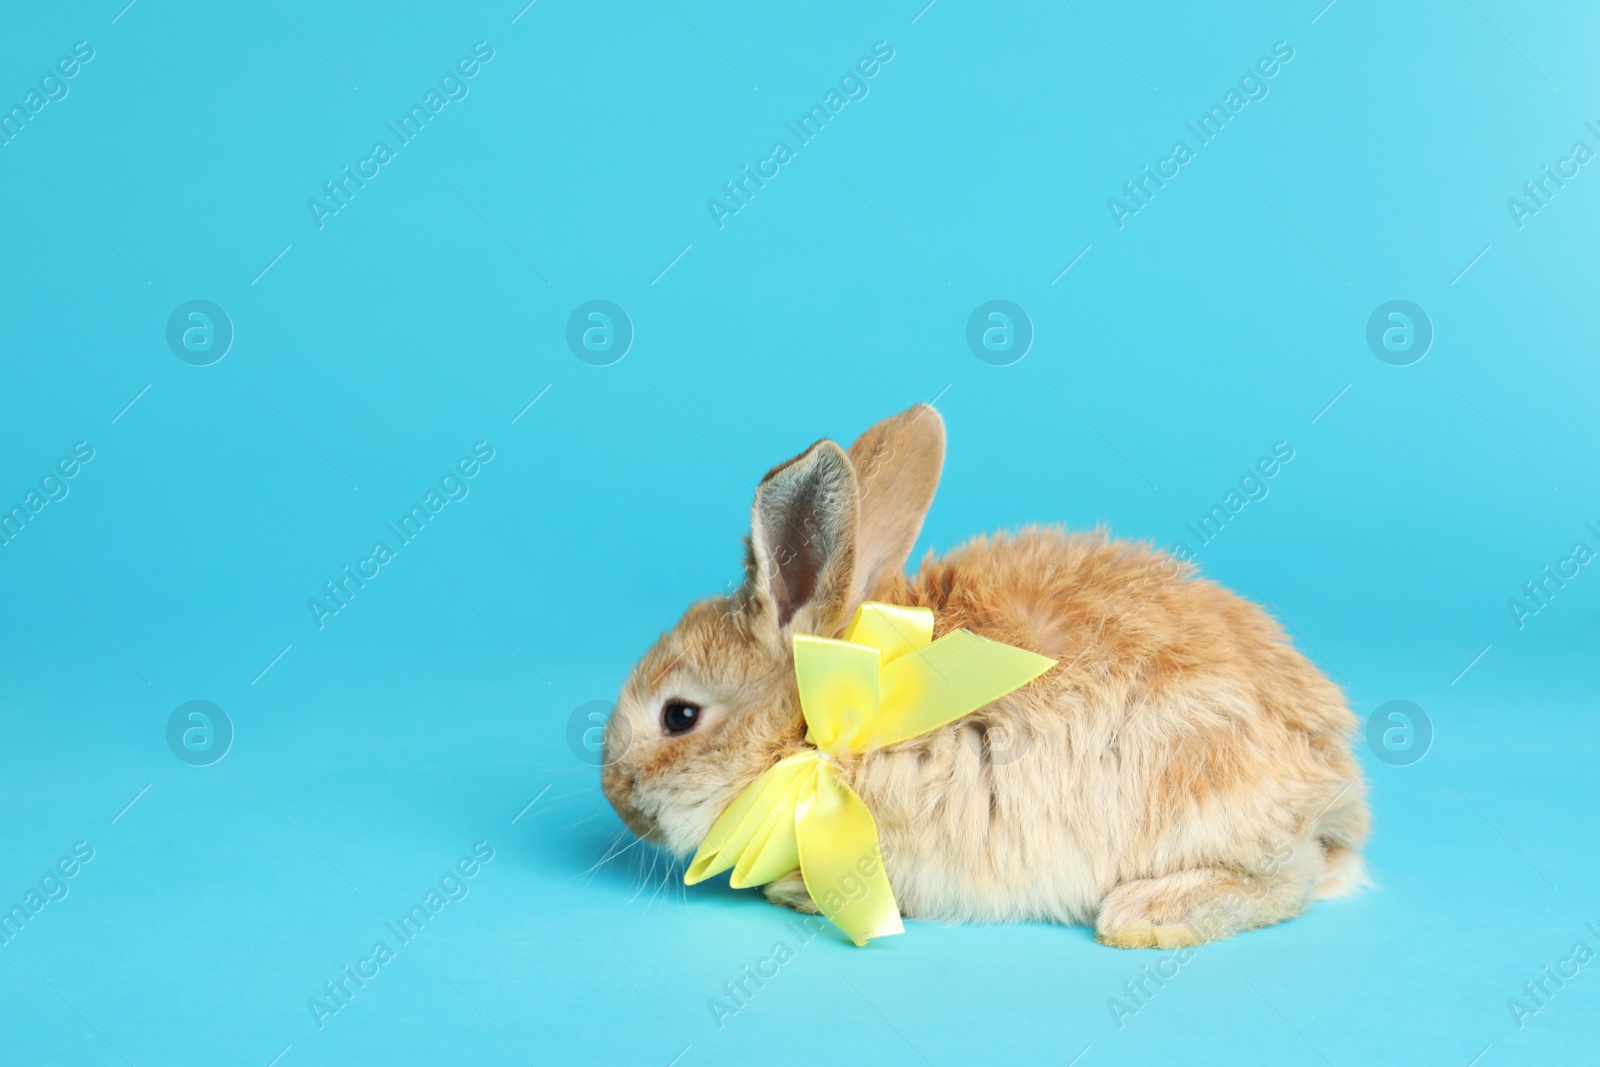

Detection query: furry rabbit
xmin=601 ymin=404 xmax=1369 ymax=948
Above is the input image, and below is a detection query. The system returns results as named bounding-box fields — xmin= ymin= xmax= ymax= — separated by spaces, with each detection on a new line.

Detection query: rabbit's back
xmin=851 ymin=526 xmax=1368 ymax=925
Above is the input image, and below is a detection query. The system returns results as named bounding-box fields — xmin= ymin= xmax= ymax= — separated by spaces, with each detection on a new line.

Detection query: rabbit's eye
xmin=661 ymin=699 xmax=702 ymax=735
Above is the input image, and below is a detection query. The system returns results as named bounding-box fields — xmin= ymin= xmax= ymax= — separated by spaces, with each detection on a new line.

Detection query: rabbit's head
xmin=601 ymin=404 xmax=945 ymax=852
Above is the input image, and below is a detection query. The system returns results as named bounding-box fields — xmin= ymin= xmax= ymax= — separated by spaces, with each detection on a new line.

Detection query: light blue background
xmin=2 ymin=1 xmax=1597 ymax=1064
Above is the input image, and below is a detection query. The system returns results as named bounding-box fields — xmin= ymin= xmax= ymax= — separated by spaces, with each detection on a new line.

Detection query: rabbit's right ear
xmin=845 ymin=404 xmax=945 ymax=605
xmin=744 ymin=439 xmax=860 ymax=639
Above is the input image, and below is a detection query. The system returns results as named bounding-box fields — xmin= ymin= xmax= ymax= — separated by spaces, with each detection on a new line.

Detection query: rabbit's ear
xmin=746 ymin=439 xmax=859 ymax=637
xmin=846 ymin=404 xmax=945 ymax=604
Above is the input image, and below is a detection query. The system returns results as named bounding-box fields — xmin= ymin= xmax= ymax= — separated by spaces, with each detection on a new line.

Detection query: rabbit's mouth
xmin=614 ymin=800 xmax=659 ymax=842
xmin=601 ymin=764 xmax=666 ymax=842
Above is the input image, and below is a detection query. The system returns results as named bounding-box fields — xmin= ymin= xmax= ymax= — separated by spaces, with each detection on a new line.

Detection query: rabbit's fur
xmin=602 ymin=404 xmax=1369 ymax=947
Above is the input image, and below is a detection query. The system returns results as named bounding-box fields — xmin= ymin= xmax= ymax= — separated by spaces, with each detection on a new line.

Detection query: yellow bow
xmin=684 ymin=602 xmax=1057 ymax=945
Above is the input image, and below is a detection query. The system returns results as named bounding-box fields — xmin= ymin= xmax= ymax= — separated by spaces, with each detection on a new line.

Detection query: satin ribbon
xmin=684 ymin=602 xmax=1057 ymax=945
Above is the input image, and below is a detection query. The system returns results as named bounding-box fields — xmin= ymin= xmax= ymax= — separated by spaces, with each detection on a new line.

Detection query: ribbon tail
xmin=795 ymin=764 xmax=902 ymax=946
xmin=872 ymin=630 xmax=1057 ymax=747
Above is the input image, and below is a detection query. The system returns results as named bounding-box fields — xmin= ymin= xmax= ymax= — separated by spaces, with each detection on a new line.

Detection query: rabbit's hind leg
xmin=1094 ymin=844 xmax=1324 ymax=949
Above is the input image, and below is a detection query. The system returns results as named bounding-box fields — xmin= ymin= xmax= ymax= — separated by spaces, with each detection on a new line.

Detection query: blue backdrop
xmin=1 ymin=1 xmax=1596 ymax=1064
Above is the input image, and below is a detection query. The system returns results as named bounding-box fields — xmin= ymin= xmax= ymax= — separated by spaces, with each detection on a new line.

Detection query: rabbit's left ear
xmin=846 ymin=404 xmax=945 ymax=606
xmin=746 ymin=439 xmax=860 ymax=639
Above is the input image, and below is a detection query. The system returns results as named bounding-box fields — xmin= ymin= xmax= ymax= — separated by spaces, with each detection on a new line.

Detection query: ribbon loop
xmin=685 ymin=753 xmax=815 ymax=885
xmin=842 ymin=602 xmax=933 ymax=666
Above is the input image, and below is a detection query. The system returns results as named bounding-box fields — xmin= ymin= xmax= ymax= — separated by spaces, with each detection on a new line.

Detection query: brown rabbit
xmin=601 ymin=404 xmax=1369 ymax=947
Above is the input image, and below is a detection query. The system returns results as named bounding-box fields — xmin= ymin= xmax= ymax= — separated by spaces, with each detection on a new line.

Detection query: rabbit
xmin=601 ymin=403 xmax=1369 ymax=948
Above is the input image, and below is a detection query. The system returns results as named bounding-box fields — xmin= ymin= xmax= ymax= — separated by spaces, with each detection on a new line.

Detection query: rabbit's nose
xmin=600 ymin=761 xmax=630 ymax=804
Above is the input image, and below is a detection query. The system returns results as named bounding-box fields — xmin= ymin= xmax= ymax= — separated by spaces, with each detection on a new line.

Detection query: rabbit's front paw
xmin=763 ymin=870 xmax=820 ymax=914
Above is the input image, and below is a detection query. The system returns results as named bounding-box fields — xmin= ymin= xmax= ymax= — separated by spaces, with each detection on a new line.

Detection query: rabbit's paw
xmin=763 ymin=870 xmax=820 ymax=914
xmin=1095 ymin=868 xmax=1248 ymax=949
